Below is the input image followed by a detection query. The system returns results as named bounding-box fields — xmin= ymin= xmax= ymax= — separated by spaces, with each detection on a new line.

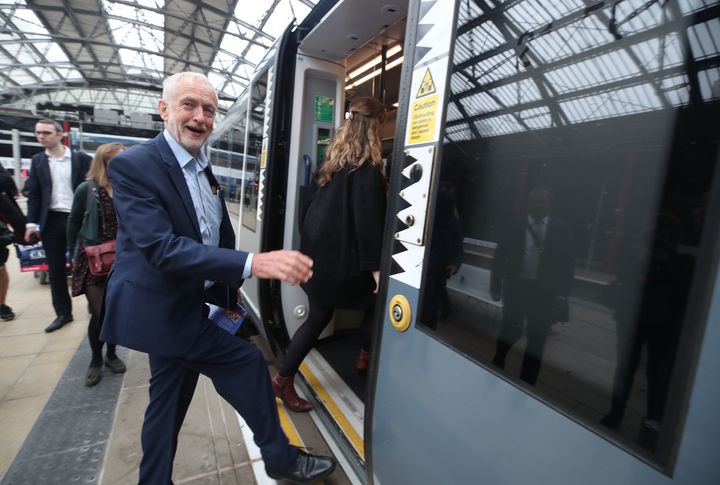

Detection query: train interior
xmin=275 ymin=0 xmax=409 ymax=462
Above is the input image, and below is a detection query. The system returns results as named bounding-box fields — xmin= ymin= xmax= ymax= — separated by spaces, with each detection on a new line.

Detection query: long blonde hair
xmin=86 ymin=142 xmax=123 ymax=189
xmin=317 ymin=96 xmax=386 ymax=187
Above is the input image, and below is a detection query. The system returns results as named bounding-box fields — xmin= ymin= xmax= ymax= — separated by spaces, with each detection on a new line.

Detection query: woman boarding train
xmin=272 ymin=96 xmax=387 ymax=412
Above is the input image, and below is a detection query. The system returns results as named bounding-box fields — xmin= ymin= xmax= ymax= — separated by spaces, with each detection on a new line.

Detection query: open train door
xmin=367 ymin=1 xmax=720 ymax=484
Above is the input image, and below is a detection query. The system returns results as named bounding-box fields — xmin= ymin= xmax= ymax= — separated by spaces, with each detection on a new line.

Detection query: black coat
xmin=300 ymin=162 xmax=386 ymax=308
xmin=26 ymin=149 xmax=91 ymax=230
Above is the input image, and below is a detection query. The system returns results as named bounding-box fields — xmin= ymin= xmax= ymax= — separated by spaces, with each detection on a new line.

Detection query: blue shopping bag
xmin=15 ymin=242 xmax=48 ymax=272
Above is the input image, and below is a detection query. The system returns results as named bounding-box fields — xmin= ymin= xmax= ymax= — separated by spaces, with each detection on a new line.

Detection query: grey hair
xmin=162 ymin=72 xmax=215 ymax=103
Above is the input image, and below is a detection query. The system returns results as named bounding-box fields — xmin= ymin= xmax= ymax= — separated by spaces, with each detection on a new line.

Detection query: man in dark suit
xmin=25 ymin=118 xmax=91 ymax=332
xmin=101 ymin=72 xmax=335 ymax=484
xmin=490 ymin=187 xmax=574 ymax=385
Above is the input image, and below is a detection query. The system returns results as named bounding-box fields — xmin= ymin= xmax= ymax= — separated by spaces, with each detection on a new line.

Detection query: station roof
xmin=446 ymin=0 xmax=720 ymax=141
xmin=0 ymin=0 xmax=317 ymax=115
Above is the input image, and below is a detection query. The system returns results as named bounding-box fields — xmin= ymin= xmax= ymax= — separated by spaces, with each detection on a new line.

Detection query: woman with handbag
xmin=67 ymin=142 xmax=126 ymax=386
xmin=273 ymin=96 xmax=387 ymax=412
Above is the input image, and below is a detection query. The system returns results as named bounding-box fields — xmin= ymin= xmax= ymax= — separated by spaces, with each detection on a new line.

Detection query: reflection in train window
xmin=209 ymin=127 xmax=247 ymax=204
xmin=242 ymin=70 xmax=268 ymax=232
xmin=417 ymin=0 xmax=719 ymax=467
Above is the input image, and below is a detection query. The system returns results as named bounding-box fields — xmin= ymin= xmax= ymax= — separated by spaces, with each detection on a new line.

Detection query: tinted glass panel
xmin=419 ymin=0 xmax=720 ymax=464
xmin=210 ymin=126 xmax=247 ymax=203
xmin=242 ymin=70 xmax=268 ymax=232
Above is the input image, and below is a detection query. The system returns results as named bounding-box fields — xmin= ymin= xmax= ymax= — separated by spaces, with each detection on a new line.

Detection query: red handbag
xmin=83 ymin=240 xmax=116 ymax=277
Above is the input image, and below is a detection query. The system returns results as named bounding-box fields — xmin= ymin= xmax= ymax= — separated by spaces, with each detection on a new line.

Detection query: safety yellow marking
xmin=416 ymin=68 xmax=436 ymax=98
xmin=277 ymin=400 xmax=303 ymax=447
xmin=299 ymin=362 xmax=365 ymax=459
xmin=276 ymin=399 xmax=327 ymax=485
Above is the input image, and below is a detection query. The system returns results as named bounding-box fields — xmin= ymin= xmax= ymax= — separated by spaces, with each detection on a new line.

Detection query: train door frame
xmin=236 ymin=0 xmax=341 ymax=355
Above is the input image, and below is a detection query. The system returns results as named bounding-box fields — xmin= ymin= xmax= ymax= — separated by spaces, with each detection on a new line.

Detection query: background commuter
xmin=274 ymin=96 xmax=387 ymax=412
xmin=0 ymin=164 xmax=20 ymax=321
xmin=490 ymin=186 xmax=574 ymax=385
xmin=421 ymin=175 xmax=463 ymax=328
xmin=24 ymin=118 xmax=92 ymax=332
xmin=67 ymin=143 xmax=126 ymax=387
xmin=100 ymin=71 xmax=335 ymax=484
xmin=600 ymin=212 xmax=693 ymax=449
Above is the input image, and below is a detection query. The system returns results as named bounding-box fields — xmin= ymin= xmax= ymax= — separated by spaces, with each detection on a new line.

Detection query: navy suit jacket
xmin=101 ymin=134 xmax=247 ymax=357
xmin=26 ymin=149 xmax=91 ymax=229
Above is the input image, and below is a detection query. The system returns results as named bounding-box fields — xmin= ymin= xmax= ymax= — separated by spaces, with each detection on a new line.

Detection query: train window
xmin=242 ymin=70 xmax=268 ymax=231
xmin=417 ymin=0 xmax=719 ymax=466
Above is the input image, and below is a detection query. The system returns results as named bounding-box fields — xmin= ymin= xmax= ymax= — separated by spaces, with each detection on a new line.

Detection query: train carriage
xmin=209 ymin=0 xmax=720 ymax=483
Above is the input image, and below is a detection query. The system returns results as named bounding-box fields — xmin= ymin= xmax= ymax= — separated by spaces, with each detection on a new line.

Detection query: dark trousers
xmin=280 ymin=294 xmax=376 ymax=377
xmin=493 ymin=280 xmax=554 ymax=385
xmin=42 ymin=211 xmax=71 ymax=317
xmin=139 ymin=319 xmax=297 ymax=485
xmin=609 ymin=319 xmax=678 ymax=421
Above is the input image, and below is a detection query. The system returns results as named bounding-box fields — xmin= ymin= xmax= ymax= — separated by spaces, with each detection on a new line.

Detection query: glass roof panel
xmin=519 ymin=106 xmax=552 ymax=130
xmin=529 ymin=16 xmax=614 ymax=64
xmin=698 ymin=68 xmax=720 ymax=100
xmin=0 ymin=0 xmax=317 ymax=117
xmin=476 ymin=113 xmax=526 ymax=137
xmin=473 ymin=51 xmax=523 ymax=85
xmin=12 ymin=7 xmax=47 ymax=35
xmin=688 ymin=19 xmax=720 ymax=59
xmin=660 ymin=75 xmax=691 ymax=107
xmin=631 ymin=34 xmax=685 ymax=70
xmin=446 ymin=102 xmax=463 ymax=123
xmin=455 ymin=24 xmax=504 ymax=66
xmin=560 ymin=83 xmax=663 ymax=123
xmin=679 ymin=0 xmax=716 ymax=15
xmin=105 ymin=0 xmax=164 ymax=77
xmin=489 ymin=78 xmax=542 ymax=106
xmin=445 ymin=123 xmax=474 ymax=143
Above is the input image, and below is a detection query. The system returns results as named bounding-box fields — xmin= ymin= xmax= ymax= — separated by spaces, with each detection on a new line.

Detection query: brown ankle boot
xmin=355 ymin=349 xmax=371 ymax=373
xmin=272 ymin=374 xmax=313 ymax=412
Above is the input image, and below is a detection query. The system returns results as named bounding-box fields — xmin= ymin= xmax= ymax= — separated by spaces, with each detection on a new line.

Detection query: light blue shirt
xmin=163 ymin=130 xmax=253 ymax=282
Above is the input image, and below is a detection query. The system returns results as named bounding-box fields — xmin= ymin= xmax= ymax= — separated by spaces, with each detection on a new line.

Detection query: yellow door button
xmin=388 ymin=294 xmax=411 ymax=332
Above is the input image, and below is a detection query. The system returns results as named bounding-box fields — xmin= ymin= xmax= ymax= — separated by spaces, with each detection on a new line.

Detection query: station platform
xmin=0 ymin=202 xmax=350 ymax=484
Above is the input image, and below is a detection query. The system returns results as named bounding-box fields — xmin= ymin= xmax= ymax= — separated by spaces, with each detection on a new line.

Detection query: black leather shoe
xmin=265 ymin=450 xmax=336 ymax=484
xmin=45 ymin=314 xmax=73 ymax=333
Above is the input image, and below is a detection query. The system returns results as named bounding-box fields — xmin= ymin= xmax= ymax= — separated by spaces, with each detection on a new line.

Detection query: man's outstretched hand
xmin=251 ymin=250 xmax=313 ymax=285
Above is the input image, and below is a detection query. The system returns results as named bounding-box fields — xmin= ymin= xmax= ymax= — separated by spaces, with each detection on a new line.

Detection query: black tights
xmin=279 ymin=295 xmax=375 ymax=378
xmin=86 ymin=283 xmax=116 ymax=366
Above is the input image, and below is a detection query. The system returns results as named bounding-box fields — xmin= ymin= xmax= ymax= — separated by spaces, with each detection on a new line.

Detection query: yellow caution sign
xmin=407 ymin=94 xmax=438 ymax=145
xmin=407 ymin=67 xmax=440 ymax=145
xmin=416 ymin=68 xmax=436 ymax=98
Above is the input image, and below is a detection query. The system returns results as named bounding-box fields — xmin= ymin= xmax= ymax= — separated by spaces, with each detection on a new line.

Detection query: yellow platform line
xmin=277 ymin=400 xmax=304 ymax=447
xmin=299 ymin=361 xmax=365 ymax=459
xmin=276 ymin=398 xmax=326 ymax=485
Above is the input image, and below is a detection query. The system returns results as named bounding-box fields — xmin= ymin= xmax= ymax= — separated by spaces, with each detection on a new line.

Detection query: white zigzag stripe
xmin=415 ymin=0 xmax=455 ymax=65
xmin=391 ymin=242 xmax=424 ymax=289
xmin=257 ymin=66 xmax=275 ymax=221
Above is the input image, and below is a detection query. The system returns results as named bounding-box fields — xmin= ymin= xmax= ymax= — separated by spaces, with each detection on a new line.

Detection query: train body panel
xmin=212 ymin=0 xmax=720 ymax=483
